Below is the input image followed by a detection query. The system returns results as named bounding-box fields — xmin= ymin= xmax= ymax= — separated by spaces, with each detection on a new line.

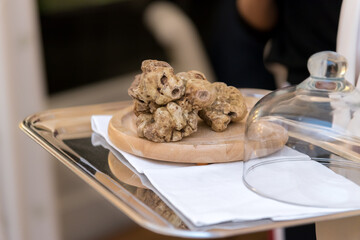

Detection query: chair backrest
xmin=334 ymin=0 xmax=360 ymax=138
xmin=336 ymin=0 xmax=360 ymax=88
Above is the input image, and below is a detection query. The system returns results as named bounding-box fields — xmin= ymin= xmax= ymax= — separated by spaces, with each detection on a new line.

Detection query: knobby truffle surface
xmin=198 ymin=82 xmax=247 ymax=132
xmin=128 ymin=60 xmax=247 ymax=142
xmin=128 ymin=60 xmax=215 ymax=142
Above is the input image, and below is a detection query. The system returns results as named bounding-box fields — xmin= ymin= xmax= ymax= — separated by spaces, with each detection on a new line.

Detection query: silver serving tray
xmin=20 ymin=89 xmax=360 ymax=238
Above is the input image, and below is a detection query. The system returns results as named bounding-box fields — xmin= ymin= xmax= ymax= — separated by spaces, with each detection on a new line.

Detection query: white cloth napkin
xmin=91 ymin=115 xmax=359 ymax=227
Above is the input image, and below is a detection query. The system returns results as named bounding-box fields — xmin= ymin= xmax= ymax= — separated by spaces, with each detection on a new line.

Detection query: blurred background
xmin=1 ymin=0 xmax=271 ymax=240
xmin=1 ymin=0 xmax=355 ymax=239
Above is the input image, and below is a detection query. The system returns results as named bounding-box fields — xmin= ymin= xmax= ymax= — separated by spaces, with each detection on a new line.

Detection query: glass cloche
xmin=243 ymin=51 xmax=360 ymax=208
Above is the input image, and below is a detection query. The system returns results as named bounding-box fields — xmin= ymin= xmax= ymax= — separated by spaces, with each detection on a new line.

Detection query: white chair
xmin=333 ymin=0 xmax=360 ymax=138
xmin=143 ymin=1 xmax=215 ymax=82
xmin=336 ymin=0 xmax=360 ymax=88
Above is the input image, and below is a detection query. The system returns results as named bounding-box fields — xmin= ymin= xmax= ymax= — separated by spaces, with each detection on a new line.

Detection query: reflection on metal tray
xmin=19 ymin=89 xmax=360 ymax=238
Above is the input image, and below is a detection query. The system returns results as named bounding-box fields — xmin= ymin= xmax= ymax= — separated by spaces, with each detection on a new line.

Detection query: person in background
xmin=210 ymin=0 xmax=342 ymax=90
xmin=210 ymin=0 xmax=342 ymax=239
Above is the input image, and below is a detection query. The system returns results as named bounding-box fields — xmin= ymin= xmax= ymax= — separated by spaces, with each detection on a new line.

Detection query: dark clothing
xmin=267 ymin=0 xmax=342 ymax=85
xmin=210 ymin=0 xmax=276 ymax=90
xmin=210 ymin=0 xmax=342 ymax=87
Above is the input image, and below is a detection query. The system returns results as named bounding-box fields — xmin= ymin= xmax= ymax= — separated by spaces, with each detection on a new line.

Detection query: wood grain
xmin=108 ymin=152 xmax=146 ymax=188
xmin=108 ymin=97 xmax=287 ymax=163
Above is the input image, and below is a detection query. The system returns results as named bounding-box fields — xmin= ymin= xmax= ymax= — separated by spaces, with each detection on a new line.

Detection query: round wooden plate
xmin=108 ymin=152 xmax=146 ymax=188
xmin=108 ymin=97 xmax=287 ymax=163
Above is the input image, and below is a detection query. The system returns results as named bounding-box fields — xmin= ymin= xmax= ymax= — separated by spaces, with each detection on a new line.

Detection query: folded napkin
xmin=91 ymin=115 xmax=359 ymax=227
xmin=91 ymin=115 xmax=190 ymax=173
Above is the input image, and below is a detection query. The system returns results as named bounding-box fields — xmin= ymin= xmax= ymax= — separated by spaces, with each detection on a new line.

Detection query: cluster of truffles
xmin=128 ymin=60 xmax=247 ymax=142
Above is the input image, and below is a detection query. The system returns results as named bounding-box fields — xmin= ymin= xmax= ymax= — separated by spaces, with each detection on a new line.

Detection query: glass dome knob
xmin=307 ymin=51 xmax=347 ymax=79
